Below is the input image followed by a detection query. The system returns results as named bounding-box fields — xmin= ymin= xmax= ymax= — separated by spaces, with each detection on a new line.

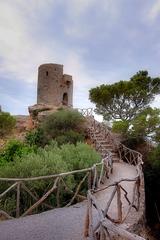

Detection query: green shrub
xmin=112 ymin=120 xmax=129 ymax=136
xmin=25 ymin=109 xmax=86 ymax=148
xmin=0 ymin=142 xmax=100 ymax=215
xmin=25 ymin=128 xmax=47 ymax=147
xmin=0 ymin=112 xmax=16 ymax=137
xmin=41 ymin=109 xmax=85 ymax=139
xmin=0 ymin=142 xmax=100 ymax=178
xmin=55 ymin=130 xmax=85 ymax=146
xmin=0 ymin=139 xmax=34 ymax=164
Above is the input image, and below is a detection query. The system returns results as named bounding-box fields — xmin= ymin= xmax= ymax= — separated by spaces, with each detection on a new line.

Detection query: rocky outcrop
xmin=28 ymin=103 xmax=71 ymax=126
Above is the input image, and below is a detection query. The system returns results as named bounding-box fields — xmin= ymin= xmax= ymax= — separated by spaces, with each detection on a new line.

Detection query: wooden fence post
xmin=16 ymin=182 xmax=21 ymax=218
xmin=117 ymin=184 xmax=122 ymax=223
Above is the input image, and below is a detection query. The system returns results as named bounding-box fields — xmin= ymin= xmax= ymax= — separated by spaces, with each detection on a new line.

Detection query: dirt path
xmin=0 ymin=163 xmax=138 ymax=240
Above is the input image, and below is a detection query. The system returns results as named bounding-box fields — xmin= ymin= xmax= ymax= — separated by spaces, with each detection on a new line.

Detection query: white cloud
xmin=0 ymin=1 xmax=57 ymax=84
xmin=0 ymin=0 xmax=124 ymax=115
xmin=64 ymin=0 xmax=120 ymax=38
xmin=147 ymin=0 xmax=160 ymax=21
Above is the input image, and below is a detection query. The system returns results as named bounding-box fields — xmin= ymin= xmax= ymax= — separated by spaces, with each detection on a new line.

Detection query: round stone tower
xmin=37 ymin=63 xmax=73 ymax=106
xmin=37 ymin=63 xmax=64 ymax=106
xmin=29 ymin=63 xmax=73 ymax=123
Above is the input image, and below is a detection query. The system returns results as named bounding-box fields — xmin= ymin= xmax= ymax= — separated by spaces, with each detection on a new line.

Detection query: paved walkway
xmin=0 ymin=163 xmax=137 ymax=240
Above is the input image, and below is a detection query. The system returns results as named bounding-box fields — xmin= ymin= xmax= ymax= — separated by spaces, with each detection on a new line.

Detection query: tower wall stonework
xmin=37 ymin=63 xmax=73 ymax=107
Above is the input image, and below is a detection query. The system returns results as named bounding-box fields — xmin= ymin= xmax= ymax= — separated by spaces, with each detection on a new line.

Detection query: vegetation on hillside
xmin=0 ymin=111 xmax=16 ymax=137
xmin=0 ymin=142 xmax=100 ymax=216
xmin=25 ymin=109 xmax=85 ymax=147
xmin=0 ymin=109 xmax=101 ymax=216
xmin=112 ymin=107 xmax=160 ymax=142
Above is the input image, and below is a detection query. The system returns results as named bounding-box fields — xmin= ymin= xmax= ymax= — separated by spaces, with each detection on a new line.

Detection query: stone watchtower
xmin=29 ymin=63 xmax=73 ymax=122
xmin=37 ymin=63 xmax=73 ymax=107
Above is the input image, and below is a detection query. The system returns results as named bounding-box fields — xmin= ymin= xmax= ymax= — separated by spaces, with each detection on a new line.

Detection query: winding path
xmin=0 ymin=162 xmax=138 ymax=240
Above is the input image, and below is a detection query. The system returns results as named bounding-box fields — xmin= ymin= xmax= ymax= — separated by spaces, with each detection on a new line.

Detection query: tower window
xmin=46 ymin=71 xmax=48 ymax=76
xmin=62 ymin=93 xmax=68 ymax=106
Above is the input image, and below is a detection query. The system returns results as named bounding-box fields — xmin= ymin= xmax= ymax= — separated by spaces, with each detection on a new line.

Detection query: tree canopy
xmin=89 ymin=71 xmax=160 ymax=121
xmin=112 ymin=107 xmax=160 ymax=142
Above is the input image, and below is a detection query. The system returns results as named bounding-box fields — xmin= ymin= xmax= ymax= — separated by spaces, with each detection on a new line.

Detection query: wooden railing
xmin=85 ymin=188 xmax=145 ymax=240
xmin=118 ymin=143 xmax=143 ymax=166
xmin=0 ymin=158 xmax=112 ymax=219
xmin=79 ymin=109 xmax=145 ymax=239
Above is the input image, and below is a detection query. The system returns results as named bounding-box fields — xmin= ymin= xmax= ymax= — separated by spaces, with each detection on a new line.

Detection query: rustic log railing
xmin=0 ymin=158 xmax=112 ymax=219
xmin=79 ymin=108 xmax=144 ymax=239
xmin=85 ymin=189 xmax=145 ymax=240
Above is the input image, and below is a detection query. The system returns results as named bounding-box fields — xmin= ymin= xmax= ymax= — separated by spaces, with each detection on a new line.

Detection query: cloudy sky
xmin=0 ymin=0 xmax=160 ymax=115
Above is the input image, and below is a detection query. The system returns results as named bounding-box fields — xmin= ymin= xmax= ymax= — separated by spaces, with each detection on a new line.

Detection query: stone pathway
xmin=0 ymin=162 xmax=138 ymax=240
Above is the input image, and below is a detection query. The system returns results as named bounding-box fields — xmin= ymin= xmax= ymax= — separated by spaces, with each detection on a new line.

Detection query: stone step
xmin=100 ymin=143 xmax=113 ymax=147
xmin=99 ymin=147 xmax=116 ymax=153
xmin=99 ymin=146 xmax=114 ymax=150
xmin=112 ymin=157 xmax=120 ymax=162
xmin=97 ymin=140 xmax=111 ymax=144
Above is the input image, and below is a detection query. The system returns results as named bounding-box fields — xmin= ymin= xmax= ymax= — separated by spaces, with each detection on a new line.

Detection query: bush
xmin=55 ymin=130 xmax=85 ymax=146
xmin=0 ymin=139 xmax=34 ymax=165
xmin=0 ymin=112 xmax=16 ymax=137
xmin=25 ymin=128 xmax=47 ymax=147
xmin=0 ymin=142 xmax=100 ymax=178
xmin=25 ymin=109 xmax=86 ymax=148
xmin=112 ymin=120 xmax=129 ymax=136
xmin=0 ymin=142 xmax=101 ymax=215
xmin=41 ymin=109 xmax=85 ymax=139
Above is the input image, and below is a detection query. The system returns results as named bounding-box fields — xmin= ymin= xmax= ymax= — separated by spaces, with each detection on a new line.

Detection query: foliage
xmin=55 ymin=130 xmax=85 ymax=146
xmin=0 ymin=142 xmax=100 ymax=178
xmin=112 ymin=107 xmax=160 ymax=143
xmin=25 ymin=128 xmax=47 ymax=147
xmin=26 ymin=109 xmax=86 ymax=147
xmin=89 ymin=71 xmax=160 ymax=121
xmin=41 ymin=109 xmax=85 ymax=138
xmin=0 ymin=139 xmax=34 ymax=165
xmin=0 ymin=112 xmax=16 ymax=137
xmin=0 ymin=142 xmax=100 ymax=215
xmin=147 ymin=144 xmax=160 ymax=169
xmin=144 ymin=145 xmax=160 ymax=228
xmin=112 ymin=120 xmax=129 ymax=136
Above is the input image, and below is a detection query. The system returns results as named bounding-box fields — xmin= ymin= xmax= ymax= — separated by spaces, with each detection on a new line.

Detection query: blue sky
xmin=0 ymin=0 xmax=160 ymax=116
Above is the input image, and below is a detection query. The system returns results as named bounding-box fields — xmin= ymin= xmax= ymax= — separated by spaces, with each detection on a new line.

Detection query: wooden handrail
xmin=85 ymin=190 xmax=145 ymax=240
xmin=0 ymin=158 xmax=107 ymax=218
xmin=80 ymin=108 xmax=144 ymax=239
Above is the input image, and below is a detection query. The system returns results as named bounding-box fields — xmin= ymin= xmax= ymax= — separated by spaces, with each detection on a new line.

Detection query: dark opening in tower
xmin=62 ymin=93 xmax=68 ymax=106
